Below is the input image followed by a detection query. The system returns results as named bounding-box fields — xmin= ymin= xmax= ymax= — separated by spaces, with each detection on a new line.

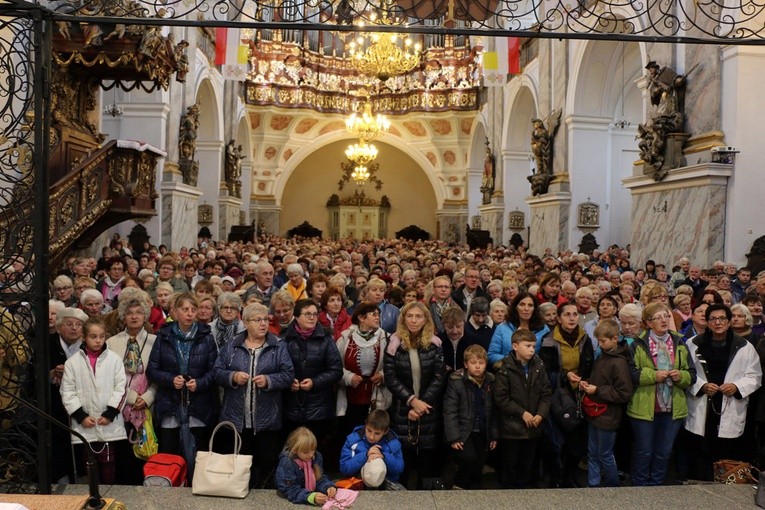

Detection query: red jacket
xmin=319 ymin=309 xmax=352 ymax=341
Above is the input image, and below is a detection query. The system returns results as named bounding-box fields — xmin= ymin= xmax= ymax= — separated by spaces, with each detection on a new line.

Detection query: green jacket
xmin=626 ymin=330 xmax=695 ymax=421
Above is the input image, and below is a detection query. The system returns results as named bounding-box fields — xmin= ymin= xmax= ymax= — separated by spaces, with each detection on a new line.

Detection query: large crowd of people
xmin=39 ymin=233 xmax=765 ymax=492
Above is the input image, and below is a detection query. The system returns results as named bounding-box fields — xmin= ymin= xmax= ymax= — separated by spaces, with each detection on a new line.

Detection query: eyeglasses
xmin=649 ymin=314 xmax=670 ymax=321
xmin=708 ymin=316 xmax=729 ymax=324
xmin=220 ymin=306 xmax=240 ymax=312
xmin=247 ymin=317 xmax=269 ymax=323
xmin=300 ymin=312 xmax=319 ymax=318
xmin=60 ymin=321 xmax=82 ymax=328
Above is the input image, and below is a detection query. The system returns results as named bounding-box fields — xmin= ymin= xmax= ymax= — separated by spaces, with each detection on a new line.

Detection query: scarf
xmin=215 ymin=319 xmax=238 ymax=351
xmin=649 ymin=331 xmax=674 ymax=413
xmin=124 ymin=334 xmax=145 ymax=374
xmin=101 ymin=276 xmax=124 ymax=304
xmin=294 ymin=324 xmax=316 ymax=340
xmin=295 ymin=458 xmax=316 ymax=492
xmin=560 ymin=326 xmax=580 ymax=347
xmin=173 ymin=322 xmax=198 ymax=376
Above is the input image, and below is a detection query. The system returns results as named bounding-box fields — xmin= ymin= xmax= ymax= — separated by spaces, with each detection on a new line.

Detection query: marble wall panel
xmin=684 ymin=45 xmax=722 ymax=135
xmin=161 ymin=183 xmax=203 ymax=250
xmin=528 ymin=199 xmax=570 ymax=255
xmin=629 ymin=185 xmax=726 ymax=268
xmin=218 ymin=197 xmax=243 ymax=241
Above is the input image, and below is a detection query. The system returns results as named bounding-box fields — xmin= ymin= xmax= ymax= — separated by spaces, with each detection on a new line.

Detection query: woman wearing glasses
xmin=627 ymin=302 xmax=694 ymax=486
xmin=210 ymin=292 xmax=245 ymax=353
xmin=684 ymin=303 xmax=761 ymax=480
xmin=282 ymin=299 xmax=342 ymax=443
xmin=214 ymin=302 xmax=295 ymax=488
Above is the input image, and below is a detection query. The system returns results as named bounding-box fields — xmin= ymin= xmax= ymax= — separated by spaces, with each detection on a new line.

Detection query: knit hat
xmin=361 ymin=458 xmax=387 ymax=488
xmin=221 ymin=276 xmax=236 ymax=286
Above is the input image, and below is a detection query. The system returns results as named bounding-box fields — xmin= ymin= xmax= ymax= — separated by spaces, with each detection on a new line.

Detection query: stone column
xmin=466 ymin=165 xmax=482 ymax=220
xmin=161 ymin=181 xmax=203 ymax=250
xmin=436 ymin=201 xmax=468 ymax=244
xmin=197 ymin=140 xmax=225 ymax=239
xmin=251 ymin=197 xmax=281 ymax=236
xmin=218 ymin=192 xmax=243 ymax=241
xmin=525 ymin=191 xmax=571 ymax=255
xmin=478 ymin=203 xmax=504 ymax=246
xmin=622 ymin=162 xmax=732 ymax=269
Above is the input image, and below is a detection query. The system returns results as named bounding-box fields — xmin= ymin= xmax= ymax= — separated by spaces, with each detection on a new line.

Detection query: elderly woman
xmin=539 ymin=302 xmax=559 ymax=331
xmin=282 ymin=299 xmax=342 ymax=442
xmin=268 ymin=290 xmax=295 ymax=337
xmin=627 ymin=302 xmax=694 ymax=486
xmin=49 ymin=299 xmax=65 ymax=335
xmin=672 ymin=294 xmax=693 ymax=332
xmin=210 ymin=292 xmax=245 ymax=353
xmin=682 ymin=302 xmax=709 ymax=341
xmin=107 ymin=295 xmax=157 ymax=484
xmin=214 ymin=302 xmax=294 ymax=488
xmin=196 ymin=296 xmax=216 ymax=325
xmin=384 ymin=301 xmax=445 ymax=489
xmin=356 ymin=277 xmax=400 ymax=334
xmin=307 ymin=273 xmax=329 ymax=307
xmin=684 ymin=304 xmax=762 ymax=480
xmin=485 ymin=280 xmax=504 ymax=302
xmin=618 ymin=303 xmax=643 ymax=344
xmin=731 ymin=303 xmax=759 ymax=345
xmin=281 ymin=263 xmax=307 ymax=302
xmin=53 ymin=275 xmax=78 ymax=307
xmin=149 ymin=282 xmax=173 ymax=333
xmin=584 ymin=295 xmax=619 ymax=350
xmin=489 ymin=299 xmax=508 ymax=326
xmin=318 ymin=285 xmax=351 ymax=341
xmin=336 ymin=301 xmax=389 ymax=437
xmin=147 ymin=292 xmax=218 ymax=477
xmin=80 ymin=288 xmax=111 ymax=318
xmin=488 ymin=292 xmax=550 ymax=368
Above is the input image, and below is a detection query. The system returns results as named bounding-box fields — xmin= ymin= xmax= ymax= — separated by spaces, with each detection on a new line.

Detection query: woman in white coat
xmin=107 ymin=293 xmax=157 ymax=484
xmin=685 ymin=303 xmax=762 ymax=480
xmin=60 ymin=317 xmax=127 ymax=484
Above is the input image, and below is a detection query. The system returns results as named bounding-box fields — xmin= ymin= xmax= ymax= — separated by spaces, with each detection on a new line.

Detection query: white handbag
xmin=192 ymin=421 xmax=253 ymax=498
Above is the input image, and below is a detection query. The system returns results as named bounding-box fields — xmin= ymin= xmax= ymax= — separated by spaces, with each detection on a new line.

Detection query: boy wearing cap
xmin=339 ymin=409 xmax=404 ymax=489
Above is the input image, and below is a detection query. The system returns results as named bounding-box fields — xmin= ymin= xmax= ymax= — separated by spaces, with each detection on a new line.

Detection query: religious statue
xmin=174 ymin=40 xmax=190 ymax=82
xmin=480 ymin=138 xmax=495 ymax=205
xmin=637 ymin=61 xmax=695 ymax=181
xmin=178 ymin=103 xmax=200 ymax=185
xmin=224 ymin=140 xmax=244 ymax=198
xmin=527 ymin=109 xmax=561 ymax=196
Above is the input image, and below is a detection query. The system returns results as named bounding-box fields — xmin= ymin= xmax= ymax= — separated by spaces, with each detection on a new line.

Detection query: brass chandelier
xmin=345 ymin=100 xmax=391 ymax=141
xmin=351 ymin=165 xmax=371 ymax=184
xmin=348 ymin=31 xmax=421 ymax=81
xmin=345 ymin=140 xmax=378 ymax=166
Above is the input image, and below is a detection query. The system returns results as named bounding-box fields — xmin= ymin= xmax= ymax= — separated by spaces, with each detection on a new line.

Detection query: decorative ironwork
xmin=42 ymin=0 xmax=765 ymax=44
xmin=338 ymin=161 xmax=383 ymax=190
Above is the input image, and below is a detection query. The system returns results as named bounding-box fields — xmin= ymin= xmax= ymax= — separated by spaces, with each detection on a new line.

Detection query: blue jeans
xmin=630 ymin=413 xmax=683 ymax=486
xmin=587 ymin=425 xmax=619 ymax=487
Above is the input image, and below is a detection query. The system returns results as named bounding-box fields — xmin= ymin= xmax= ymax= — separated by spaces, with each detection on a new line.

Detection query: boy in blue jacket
xmin=339 ymin=409 xmax=404 ymax=488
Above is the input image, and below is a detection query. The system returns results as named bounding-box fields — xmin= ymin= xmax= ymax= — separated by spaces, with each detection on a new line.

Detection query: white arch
xmin=272 ymin=130 xmax=446 ymax=207
xmin=502 ymin=74 xmax=539 ymax=152
xmin=190 ymin=53 xmax=224 ymax=141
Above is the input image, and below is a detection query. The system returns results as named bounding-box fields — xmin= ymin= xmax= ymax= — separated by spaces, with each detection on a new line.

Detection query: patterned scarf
xmin=124 ymin=335 xmax=144 ymax=374
xmin=173 ymin=322 xmax=198 ymax=376
xmin=215 ymin=319 xmax=237 ymax=352
xmin=649 ymin=331 xmax=674 ymax=412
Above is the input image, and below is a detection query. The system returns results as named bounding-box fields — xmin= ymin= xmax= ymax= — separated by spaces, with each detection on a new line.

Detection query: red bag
xmin=143 ymin=453 xmax=188 ymax=487
xmin=581 ymin=395 xmax=608 ymax=418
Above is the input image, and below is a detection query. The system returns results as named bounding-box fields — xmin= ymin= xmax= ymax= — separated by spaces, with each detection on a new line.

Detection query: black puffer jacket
xmin=147 ymin=322 xmax=218 ymax=426
xmin=493 ymin=354 xmax=551 ymax=439
xmin=443 ymin=369 xmax=498 ymax=444
xmin=384 ymin=335 xmax=446 ymax=450
xmin=282 ymin=322 xmax=342 ymax=423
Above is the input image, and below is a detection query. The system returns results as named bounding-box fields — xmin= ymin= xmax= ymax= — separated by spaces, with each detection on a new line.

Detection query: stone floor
xmin=62 ymin=483 xmax=761 ymax=509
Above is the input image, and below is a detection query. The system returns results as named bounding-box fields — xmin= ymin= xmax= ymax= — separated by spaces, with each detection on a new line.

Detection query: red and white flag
xmin=482 ymin=37 xmax=522 ymax=87
xmin=215 ymin=28 xmax=248 ymax=81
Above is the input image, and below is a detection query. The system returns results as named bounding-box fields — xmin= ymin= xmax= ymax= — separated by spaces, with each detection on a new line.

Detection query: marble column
xmin=251 ymin=198 xmax=281 ymax=236
xmin=622 ymin=162 xmax=732 ymax=269
xmin=218 ymin=194 xmax=243 ymax=241
xmin=436 ymin=204 xmax=468 ymax=244
xmin=161 ymin=181 xmax=203 ymax=251
xmin=525 ymin=191 xmax=571 ymax=255
xmin=478 ymin=203 xmax=504 ymax=246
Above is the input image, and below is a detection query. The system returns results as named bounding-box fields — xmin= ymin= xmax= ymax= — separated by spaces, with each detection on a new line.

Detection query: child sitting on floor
xmin=339 ymin=409 xmax=404 ymax=488
xmin=276 ymin=427 xmax=337 ymax=505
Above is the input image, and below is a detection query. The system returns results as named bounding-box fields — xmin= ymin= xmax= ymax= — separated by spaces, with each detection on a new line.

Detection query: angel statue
xmin=528 ymin=109 xmax=561 ymax=196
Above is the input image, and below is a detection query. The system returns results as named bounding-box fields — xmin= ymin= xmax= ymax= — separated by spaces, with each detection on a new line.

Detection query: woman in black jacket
xmin=282 ymin=299 xmax=342 ymax=444
xmin=147 ymin=292 xmax=217 ymax=477
xmin=384 ymin=301 xmax=446 ymax=489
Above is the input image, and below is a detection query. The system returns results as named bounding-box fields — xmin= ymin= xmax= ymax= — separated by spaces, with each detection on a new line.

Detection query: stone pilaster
xmin=161 ymin=181 xmax=203 ymax=250
xmin=525 ymin=191 xmax=571 ymax=255
xmin=218 ymin=195 xmax=243 ymax=241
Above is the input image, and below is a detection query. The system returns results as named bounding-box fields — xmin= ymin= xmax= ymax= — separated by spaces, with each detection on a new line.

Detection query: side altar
xmin=327 ymin=191 xmax=390 ymax=240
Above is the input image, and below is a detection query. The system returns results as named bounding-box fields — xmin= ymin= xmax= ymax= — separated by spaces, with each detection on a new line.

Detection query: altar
xmin=327 ymin=190 xmax=390 ymax=240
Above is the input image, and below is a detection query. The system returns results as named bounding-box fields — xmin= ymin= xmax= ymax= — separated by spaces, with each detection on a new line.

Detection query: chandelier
xmin=351 ymin=165 xmax=371 ymax=184
xmin=348 ymin=32 xmax=421 ymax=81
xmin=346 ymin=101 xmax=391 ymax=141
xmin=345 ymin=140 xmax=379 ymax=166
